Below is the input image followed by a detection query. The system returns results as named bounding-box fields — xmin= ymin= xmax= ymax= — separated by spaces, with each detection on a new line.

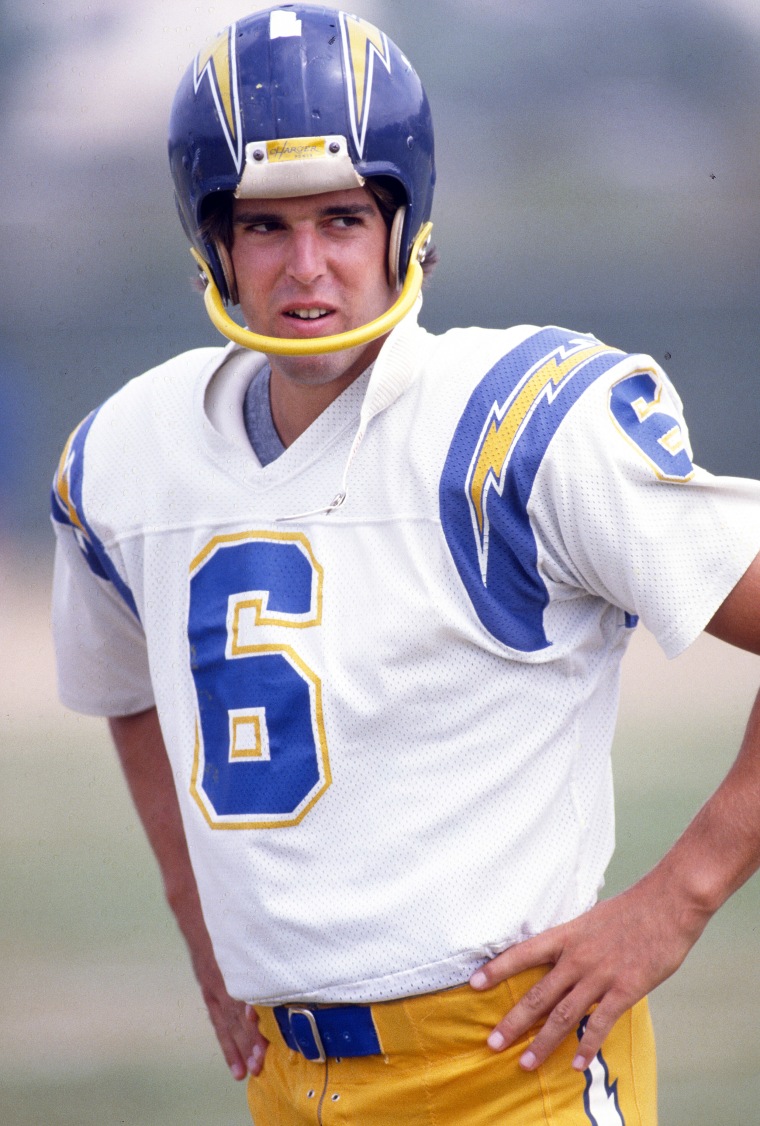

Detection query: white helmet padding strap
xmin=215 ymin=239 xmax=239 ymax=305
xmin=235 ymin=135 xmax=365 ymax=199
xmin=388 ymin=205 xmax=406 ymax=290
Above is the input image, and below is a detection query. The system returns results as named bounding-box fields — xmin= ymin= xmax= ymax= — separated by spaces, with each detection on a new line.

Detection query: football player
xmin=51 ymin=6 xmax=760 ymax=1123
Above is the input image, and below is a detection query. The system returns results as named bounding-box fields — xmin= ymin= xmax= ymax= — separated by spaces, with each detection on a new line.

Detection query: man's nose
xmin=286 ymin=227 xmax=327 ymax=285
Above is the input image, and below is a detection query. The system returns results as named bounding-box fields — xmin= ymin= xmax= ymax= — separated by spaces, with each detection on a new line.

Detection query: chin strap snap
xmin=191 ymin=222 xmax=433 ymax=356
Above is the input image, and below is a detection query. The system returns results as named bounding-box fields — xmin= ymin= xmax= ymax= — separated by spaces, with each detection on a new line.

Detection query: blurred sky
xmin=1 ymin=0 xmax=759 ymax=539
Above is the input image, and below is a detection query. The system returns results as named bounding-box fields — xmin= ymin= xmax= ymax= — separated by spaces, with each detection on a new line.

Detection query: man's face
xmin=230 ymin=187 xmax=396 ymax=387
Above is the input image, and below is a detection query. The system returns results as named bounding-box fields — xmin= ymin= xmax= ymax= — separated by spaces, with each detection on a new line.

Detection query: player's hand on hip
xmin=199 ymin=968 xmax=269 ymax=1080
xmin=469 ymin=876 xmax=705 ymax=1071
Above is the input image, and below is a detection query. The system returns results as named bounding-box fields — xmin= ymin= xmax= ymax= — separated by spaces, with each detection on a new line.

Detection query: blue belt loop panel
xmin=274 ymin=1004 xmax=382 ymax=1061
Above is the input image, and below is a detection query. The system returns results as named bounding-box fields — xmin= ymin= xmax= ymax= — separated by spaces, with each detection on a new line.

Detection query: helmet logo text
xmin=339 ymin=11 xmax=392 ymax=159
xmin=194 ymin=25 xmax=243 ymax=174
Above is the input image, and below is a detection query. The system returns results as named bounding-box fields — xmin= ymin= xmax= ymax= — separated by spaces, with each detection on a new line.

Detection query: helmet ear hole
xmin=215 ymin=240 xmax=239 ymax=306
xmin=388 ymin=206 xmax=406 ymax=291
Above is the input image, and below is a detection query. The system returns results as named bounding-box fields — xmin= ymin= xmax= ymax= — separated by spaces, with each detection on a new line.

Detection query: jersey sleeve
xmin=530 ymin=356 xmax=760 ymax=657
xmin=50 ymin=414 xmax=155 ymax=717
xmin=51 ymin=525 xmax=155 ymax=715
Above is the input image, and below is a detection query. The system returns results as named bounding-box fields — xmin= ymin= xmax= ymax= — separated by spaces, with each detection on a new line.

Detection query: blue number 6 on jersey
xmin=609 ymin=370 xmax=694 ymax=482
xmin=188 ymin=531 xmax=331 ymax=829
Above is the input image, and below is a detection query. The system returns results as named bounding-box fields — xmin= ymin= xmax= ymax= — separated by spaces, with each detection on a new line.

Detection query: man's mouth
xmin=285 ymin=308 xmax=331 ymax=321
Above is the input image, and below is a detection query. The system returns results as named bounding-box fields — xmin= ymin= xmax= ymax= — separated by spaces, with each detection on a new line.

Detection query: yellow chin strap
xmin=190 ymin=221 xmax=433 ymax=356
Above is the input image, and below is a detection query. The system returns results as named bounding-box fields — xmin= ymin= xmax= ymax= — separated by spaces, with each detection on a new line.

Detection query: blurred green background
xmin=2 ymin=0 xmax=760 ymax=1121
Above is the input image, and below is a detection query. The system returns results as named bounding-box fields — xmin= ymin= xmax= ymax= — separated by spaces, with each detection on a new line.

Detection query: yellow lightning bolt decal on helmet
xmin=193 ymin=26 xmax=242 ymax=173
xmin=340 ymin=13 xmax=392 ymax=158
xmin=191 ymin=221 xmax=433 ymax=356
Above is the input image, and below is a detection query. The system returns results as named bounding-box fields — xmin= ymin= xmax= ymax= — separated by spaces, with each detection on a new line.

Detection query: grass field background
xmin=3 ymin=550 xmax=760 ymax=1125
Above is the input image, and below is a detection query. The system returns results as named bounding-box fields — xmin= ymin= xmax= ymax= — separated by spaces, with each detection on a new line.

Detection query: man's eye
xmin=236 ymin=220 xmax=282 ymax=234
xmin=331 ymin=216 xmax=361 ymax=229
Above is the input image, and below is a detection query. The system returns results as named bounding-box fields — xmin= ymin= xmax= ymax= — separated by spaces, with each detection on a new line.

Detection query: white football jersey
xmin=51 ymin=310 xmax=760 ymax=1004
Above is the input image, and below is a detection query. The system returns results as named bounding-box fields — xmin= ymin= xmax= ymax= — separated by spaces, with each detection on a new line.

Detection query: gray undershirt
xmin=243 ymin=365 xmax=286 ymax=466
xmin=242 ymin=359 xmax=374 ymax=466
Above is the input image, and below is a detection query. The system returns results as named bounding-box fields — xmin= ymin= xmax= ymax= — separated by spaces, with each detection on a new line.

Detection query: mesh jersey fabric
xmin=51 ymin=311 xmax=760 ymax=1004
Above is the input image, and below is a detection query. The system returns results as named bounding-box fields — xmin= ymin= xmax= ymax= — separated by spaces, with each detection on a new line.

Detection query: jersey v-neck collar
xmin=197 ymin=302 xmax=428 ymax=493
xmin=198 ymin=343 xmax=373 ymax=490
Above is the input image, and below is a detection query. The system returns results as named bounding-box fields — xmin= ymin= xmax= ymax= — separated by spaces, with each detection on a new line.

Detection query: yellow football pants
xmin=247 ymin=967 xmax=657 ymax=1125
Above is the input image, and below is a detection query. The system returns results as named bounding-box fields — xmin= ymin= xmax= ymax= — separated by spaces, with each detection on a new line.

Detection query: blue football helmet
xmin=168 ymin=5 xmax=435 ymax=354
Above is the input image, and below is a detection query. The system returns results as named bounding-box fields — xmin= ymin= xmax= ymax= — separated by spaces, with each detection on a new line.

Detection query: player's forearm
xmin=109 ymin=709 xmax=226 ymax=992
xmin=643 ymin=686 xmax=760 ymax=924
xmin=108 ymin=708 xmax=267 ymax=1079
xmin=108 ymin=707 xmax=203 ymax=924
xmin=653 ymin=554 xmax=760 ymax=921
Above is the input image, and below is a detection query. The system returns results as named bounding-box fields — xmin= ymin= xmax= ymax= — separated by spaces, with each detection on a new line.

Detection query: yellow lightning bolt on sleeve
xmin=54 ymin=421 xmax=88 ymax=532
xmin=470 ymin=343 xmax=613 ymax=538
